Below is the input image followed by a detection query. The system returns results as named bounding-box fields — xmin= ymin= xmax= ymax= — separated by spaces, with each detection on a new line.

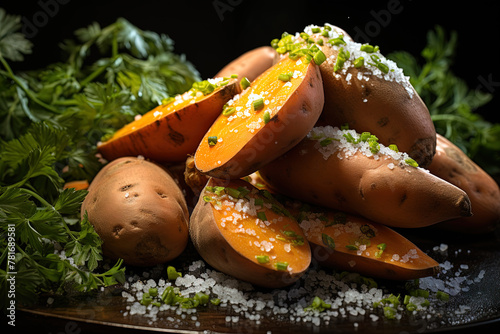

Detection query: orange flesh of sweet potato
xmin=97 ymin=77 xmax=240 ymax=163
xmin=295 ymin=206 xmax=440 ymax=280
xmin=259 ymin=126 xmax=471 ymax=228
xmin=194 ymin=56 xmax=324 ymax=179
xmin=428 ymin=134 xmax=500 ymax=233
xmin=189 ymin=178 xmax=311 ymax=288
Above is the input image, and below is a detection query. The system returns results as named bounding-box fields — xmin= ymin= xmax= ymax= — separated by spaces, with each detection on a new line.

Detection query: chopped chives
xmin=208 ymin=136 xmax=218 ymax=146
xmin=257 ymin=211 xmax=267 ymax=222
xmin=263 ymin=111 xmax=271 ymax=124
xmin=275 ymin=262 xmax=289 ymax=271
xmin=240 ymin=77 xmax=251 ymax=90
xmin=253 ymin=98 xmax=265 ymax=111
xmin=222 ymin=106 xmax=235 ymax=116
xmin=313 ymin=50 xmax=326 ymax=65
xmin=256 ymin=255 xmax=270 ymax=264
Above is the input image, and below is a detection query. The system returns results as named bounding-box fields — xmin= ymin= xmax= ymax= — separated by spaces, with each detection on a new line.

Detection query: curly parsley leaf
xmin=388 ymin=25 xmax=499 ymax=176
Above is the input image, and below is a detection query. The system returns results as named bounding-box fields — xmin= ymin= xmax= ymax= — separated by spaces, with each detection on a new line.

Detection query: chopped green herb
xmin=208 ymin=136 xmax=218 ymax=146
xmin=253 ymin=98 xmax=265 ymax=111
xmin=167 ymin=266 xmax=182 ymax=281
xmin=321 ymin=233 xmax=335 ymax=250
xmin=256 ymin=255 xmax=270 ymax=264
xmin=263 ymin=111 xmax=271 ymax=124
xmin=275 ymin=261 xmax=289 ymax=271
xmin=240 ymin=77 xmax=251 ymax=90
xmin=304 ymin=296 xmax=331 ymax=312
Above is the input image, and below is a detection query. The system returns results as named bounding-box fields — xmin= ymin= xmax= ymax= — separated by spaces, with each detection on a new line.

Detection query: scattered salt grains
xmin=117 ymin=230 xmax=490 ymax=329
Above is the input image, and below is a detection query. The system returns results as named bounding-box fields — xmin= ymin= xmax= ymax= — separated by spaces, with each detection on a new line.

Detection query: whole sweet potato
xmin=428 ymin=134 xmax=500 ymax=233
xmin=214 ymin=46 xmax=279 ymax=83
xmin=259 ymin=126 xmax=471 ymax=228
xmin=272 ymin=24 xmax=436 ymax=168
xmin=81 ymin=156 xmax=189 ymax=266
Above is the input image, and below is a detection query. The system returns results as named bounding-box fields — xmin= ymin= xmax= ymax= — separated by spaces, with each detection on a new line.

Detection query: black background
xmin=2 ymin=0 xmax=499 ymax=123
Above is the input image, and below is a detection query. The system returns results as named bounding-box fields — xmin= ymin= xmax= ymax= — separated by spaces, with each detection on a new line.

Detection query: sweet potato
xmin=428 ymin=134 xmax=500 ymax=233
xmin=259 ymin=126 xmax=472 ymax=228
xmin=271 ymin=24 xmax=436 ymax=168
xmin=194 ymin=55 xmax=324 ymax=179
xmin=291 ymin=203 xmax=440 ymax=280
xmin=189 ymin=177 xmax=311 ymax=288
xmin=97 ymin=77 xmax=240 ymax=163
xmin=214 ymin=46 xmax=279 ymax=83
xmin=81 ymin=156 xmax=189 ymax=266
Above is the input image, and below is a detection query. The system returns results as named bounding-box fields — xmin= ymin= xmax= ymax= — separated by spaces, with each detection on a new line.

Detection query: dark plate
xmin=17 ymin=228 xmax=500 ymax=334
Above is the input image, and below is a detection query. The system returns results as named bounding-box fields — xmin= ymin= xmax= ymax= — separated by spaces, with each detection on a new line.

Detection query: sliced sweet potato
xmin=428 ymin=134 xmax=500 ymax=233
xmin=189 ymin=177 xmax=311 ymax=288
xmin=97 ymin=77 xmax=240 ymax=163
xmin=271 ymin=24 xmax=436 ymax=168
xmin=194 ymin=55 xmax=324 ymax=179
xmin=291 ymin=203 xmax=440 ymax=280
xmin=259 ymin=126 xmax=472 ymax=228
xmin=215 ymin=46 xmax=279 ymax=82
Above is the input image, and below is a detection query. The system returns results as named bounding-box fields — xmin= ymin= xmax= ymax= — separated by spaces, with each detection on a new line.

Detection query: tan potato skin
xmin=97 ymin=79 xmax=240 ymax=163
xmin=428 ymin=134 xmax=500 ymax=233
xmin=214 ymin=46 xmax=279 ymax=82
xmin=275 ymin=25 xmax=436 ymax=168
xmin=81 ymin=157 xmax=189 ymax=266
xmin=259 ymin=139 xmax=472 ymax=228
xmin=316 ymin=33 xmax=436 ymax=168
xmin=196 ymin=58 xmax=324 ymax=180
xmin=189 ymin=178 xmax=309 ymax=288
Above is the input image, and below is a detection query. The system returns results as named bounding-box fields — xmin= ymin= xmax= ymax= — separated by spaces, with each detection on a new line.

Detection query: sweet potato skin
xmin=195 ymin=57 xmax=324 ymax=179
xmin=274 ymin=24 xmax=436 ymax=168
xmin=97 ymin=79 xmax=240 ymax=163
xmin=259 ymin=136 xmax=471 ymax=228
xmin=428 ymin=134 xmax=500 ymax=233
xmin=81 ymin=156 xmax=189 ymax=266
xmin=189 ymin=178 xmax=310 ymax=288
xmin=215 ymin=46 xmax=279 ymax=82
xmin=316 ymin=37 xmax=436 ymax=168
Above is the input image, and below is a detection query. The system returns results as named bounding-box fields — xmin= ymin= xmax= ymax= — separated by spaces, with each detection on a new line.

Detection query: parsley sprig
xmin=388 ymin=25 xmax=500 ymax=176
xmin=0 ymin=7 xmax=200 ymax=309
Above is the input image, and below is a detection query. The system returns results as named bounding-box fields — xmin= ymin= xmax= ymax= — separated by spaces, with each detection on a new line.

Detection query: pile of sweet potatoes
xmin=80 ymin=24 xmax=499 ymax=287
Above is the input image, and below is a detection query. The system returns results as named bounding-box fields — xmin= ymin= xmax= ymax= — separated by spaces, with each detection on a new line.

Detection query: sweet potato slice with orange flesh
xmin=97 ymin=77 xmax=241 ymax=163
xmin=259 ymin=126 xmax=472 ymax=229
xmin=194 ymin=55 xmax=324 ymax=179
xmin=271 ymin=24 xmax=436 ymax=168
xmin=428 ymin=134 xmax=500 ymax=233
xmin=215 ymin=46 xmax=279 ymax=82
xmin=293 ymin=205 xmax=440 ymax=280
xmin=189 ymin=178 xmax=311 ymax=288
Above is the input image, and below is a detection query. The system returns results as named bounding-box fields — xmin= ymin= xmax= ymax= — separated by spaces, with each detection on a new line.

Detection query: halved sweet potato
xmin=215 ymin=46 xmax=279 ymax=82
xmin=271 ymin=24 xmax=436 ymax=168
xmin=194 ymin=55 xmax=324 ymax=179
xmin=293 ymin=204 xmax=440 ymax=280
xmin=428 ymin=134 xmax=500 ymax=233
xmin=259 ymin=126 xmax=471 ymax=228
xmin=189 ymin=177 xmax=311 ymax=288
xmin=97 ymin=77 xmax=241 ymax=163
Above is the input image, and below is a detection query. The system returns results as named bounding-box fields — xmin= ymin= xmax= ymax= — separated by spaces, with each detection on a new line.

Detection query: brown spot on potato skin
xmin=112 ymin=225 xmax=123 ymax=237
xmin=377 ymin=116 xmax=389 ymax=127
